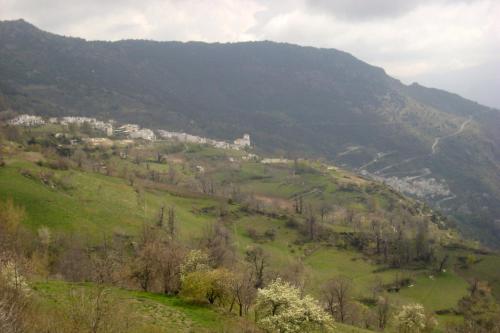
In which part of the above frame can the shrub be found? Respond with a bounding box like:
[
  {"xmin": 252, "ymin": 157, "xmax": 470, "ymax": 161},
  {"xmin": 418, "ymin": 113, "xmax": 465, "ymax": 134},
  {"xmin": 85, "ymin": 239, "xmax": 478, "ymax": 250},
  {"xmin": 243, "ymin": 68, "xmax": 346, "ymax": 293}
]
[
  {"xmin": 180, "ymin": 268, "xmax": 233, "ymax": 305},
  {"xmin": 246, "ymin": 227, "xmax": 259, "ymax": 241},
  {"xmin": 264, "ymin": 228, "xmax": 276, "ymax": 241},
  {"xmin": 285, "ymin": 218, "xmax": 299, "ymax": 229}
]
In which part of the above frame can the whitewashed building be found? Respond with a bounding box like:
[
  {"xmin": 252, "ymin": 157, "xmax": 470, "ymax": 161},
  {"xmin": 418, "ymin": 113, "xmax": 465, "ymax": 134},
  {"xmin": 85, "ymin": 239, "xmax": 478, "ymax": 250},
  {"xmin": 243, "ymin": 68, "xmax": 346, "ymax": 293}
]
[
  {"xmin": 60, "ymin": 116, "xmax": 114, "ymax": 136},
  {"xmin": 158, "ymin": 129, "xmax": 252, "ymax": 151},
  {"xmin": 8, "ymin": 114, "xmax": 45, "ymax": 126},
  {"xmin": 261, "ymin": 158, "xmax": 291, "ymax": 164},
  {"xmin": 234, "ymin": 134, "xmax": 251, "ymax": 148},
  {"xmin": 114, "ymin": 124, "xmax": 140, "ymax": 136},
  {"xmin": 130, "ymin": 128, "xmax": 156, "ymax": 141}
]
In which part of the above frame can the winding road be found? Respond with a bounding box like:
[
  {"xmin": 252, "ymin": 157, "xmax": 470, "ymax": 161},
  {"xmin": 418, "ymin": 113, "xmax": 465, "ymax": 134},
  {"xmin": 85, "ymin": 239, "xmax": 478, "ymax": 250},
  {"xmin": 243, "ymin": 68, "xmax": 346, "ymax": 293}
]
[
  {"xmin": 431, "ymin": 116, "xmax": 472, "ymax": 154},
  {"xmin": 336, "ymin": 115, "xmax": 474, "ymax": 209},
  {"xmin": 436, "ymin": 194, "xmax": 457, "ymax": 209}
]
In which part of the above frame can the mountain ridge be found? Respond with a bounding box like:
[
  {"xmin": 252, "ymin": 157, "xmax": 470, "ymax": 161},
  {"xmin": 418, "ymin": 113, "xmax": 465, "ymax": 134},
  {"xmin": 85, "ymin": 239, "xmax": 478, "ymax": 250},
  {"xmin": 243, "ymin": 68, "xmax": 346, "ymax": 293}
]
[{"xmin": 1, "ymin": 19, "xmax": 499, "ymax": 245}]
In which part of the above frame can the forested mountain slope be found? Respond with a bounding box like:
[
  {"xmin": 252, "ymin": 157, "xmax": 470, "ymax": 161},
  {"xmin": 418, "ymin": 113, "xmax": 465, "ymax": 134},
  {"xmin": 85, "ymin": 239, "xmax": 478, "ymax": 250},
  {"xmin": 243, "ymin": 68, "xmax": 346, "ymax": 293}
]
[{"xmin": 0, "ymin": 19, "xmax": 499, "ymax": 245}]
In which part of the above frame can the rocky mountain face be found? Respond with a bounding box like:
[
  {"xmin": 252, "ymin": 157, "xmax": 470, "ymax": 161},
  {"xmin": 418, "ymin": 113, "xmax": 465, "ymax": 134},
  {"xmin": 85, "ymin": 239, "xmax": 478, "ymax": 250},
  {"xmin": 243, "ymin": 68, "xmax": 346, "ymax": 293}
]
[{"xmin": 1, "ymin": 19, "xmax": 499, "ymax": 245}]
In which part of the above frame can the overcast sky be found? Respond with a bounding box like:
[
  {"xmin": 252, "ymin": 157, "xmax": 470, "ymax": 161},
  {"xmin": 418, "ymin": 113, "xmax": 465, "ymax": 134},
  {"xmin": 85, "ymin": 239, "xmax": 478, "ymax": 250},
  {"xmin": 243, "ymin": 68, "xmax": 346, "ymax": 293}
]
[{"xmin": 1, "ymin": 0, "xmax": 499, "ymax": 108}]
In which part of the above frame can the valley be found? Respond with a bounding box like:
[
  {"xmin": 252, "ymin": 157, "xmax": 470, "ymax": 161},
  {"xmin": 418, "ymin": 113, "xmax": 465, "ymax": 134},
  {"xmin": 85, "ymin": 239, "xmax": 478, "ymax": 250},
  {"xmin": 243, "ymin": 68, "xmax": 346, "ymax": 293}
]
[
  {"xmin": 0, "ymin": 18, "xmax": 499, "ymax": 333},
  {"xmin": 0, "ymin": 20, "xmax": 498, "ymax": 246},
  {"xmin": 1, "ymin": 119, "xmax": 500, "ymax": 332}
]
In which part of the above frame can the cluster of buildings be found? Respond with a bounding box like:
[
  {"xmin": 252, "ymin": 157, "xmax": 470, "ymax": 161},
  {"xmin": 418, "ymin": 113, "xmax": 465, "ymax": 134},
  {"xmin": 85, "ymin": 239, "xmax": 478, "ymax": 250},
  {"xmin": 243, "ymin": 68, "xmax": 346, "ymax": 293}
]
[
  {"xmin": 261, "ymin": 158, "xmax": 291, "ymax": 164},
  {"xmin": 7, "ymin": 114, "xmax": 156, "ymax": 140},
  {"xmin": 82, "ymin": 137, "xmax": 114, "ymax": 147},
  {"xmin": 114, "ymin": 124, "xmax": 156, "ymax": 141},
  {"xmin": 157, "ymin": 130, "xmax": 251, "ymax": 150},
  {"xmin": 7, "ymin": 114, "xmax": 251, "ymax": 150},
  {"xmin": 55, "ymin": 116, "xmax": 114, "ymax": 136},
  {"xmin": 8, "ymin": 114, "xmax": 115, "ymax": 136},
  {"xmin": 8, "ymin": 114, "xmax": 45, "ymax": 126},
  {"xmin": 372, "ymin": 174, "xmax": 451, "ymax": 199}
]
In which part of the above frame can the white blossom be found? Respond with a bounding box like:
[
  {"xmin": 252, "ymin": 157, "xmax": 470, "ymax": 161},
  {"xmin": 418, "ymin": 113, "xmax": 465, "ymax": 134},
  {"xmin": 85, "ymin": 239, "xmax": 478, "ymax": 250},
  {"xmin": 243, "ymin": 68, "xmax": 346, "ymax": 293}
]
[
  {"xmin": 394, "ymin": 303, "xmax": 428, "ymax": 333},
  {"xmin": 180, "ymin": 249, "xmax": 210, "ymax": 279},
  {"xmin": 256, "ymin": 278, "xmax": 334, "ymax": 333},
  {"xmin": 0, "ymin": 261, "xmax": 30, "ymax": 294}
]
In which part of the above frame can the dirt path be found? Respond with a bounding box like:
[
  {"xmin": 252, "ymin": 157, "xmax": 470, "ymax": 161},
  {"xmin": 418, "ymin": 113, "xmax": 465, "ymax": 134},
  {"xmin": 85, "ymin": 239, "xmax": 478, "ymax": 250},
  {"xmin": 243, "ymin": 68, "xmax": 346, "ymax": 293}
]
[
  {"xmin": 373, "ymin": 157, "xmax": 419, "ymax": 175},
  {"xmin": 358, "ymin": 151, "xmax": 394, "ymax": 171},
  {"xmin": 436, "ymin": 194, "xmax": 457, "ymax": 208},
  {"xmin": 431, "ymin": 116, "xmax": 472, "ymax": 154},
  {"xmin": 406, "ymin": 168, "xmax": 432, "ymax": 181}
]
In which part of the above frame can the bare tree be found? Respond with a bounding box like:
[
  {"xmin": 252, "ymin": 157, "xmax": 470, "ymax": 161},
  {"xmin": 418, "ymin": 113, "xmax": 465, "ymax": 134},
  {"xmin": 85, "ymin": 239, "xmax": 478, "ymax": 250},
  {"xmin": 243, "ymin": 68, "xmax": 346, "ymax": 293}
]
[
  {"xmin": 371, "ymin": 219, "xmax": 383, "ymax": 255},
  {"xmin": 375, "ymin": 295, "xmax": 391, "ymax": 330},
  {"xmin": 159, "ymin": 241, "xmax": 184, "ymax": 295},
  {"xmin": 0, "ymin": 261, "xmax": 30, "ymax": 333},
  {"xmin": 130, "ymin": 241, "xmax": 158, "ymax": 291},
  {"xmin": 55, "ymin": 235, "xmax": 93, "ymax": 282},
  {"xmin": 436, "ymin": 254, "xmax": 449, "ymax": 273},
  {"xmin": 64, "ymin": 286, "xmax": 137, "ymax": 332},
  {"xmin": 230, "ymin": 268, "xmax": 256, "ymax": 316},
  {"xmin": 322, "ymin": 276, "xmax": 352, "ymax": 323},
  {"xmin": 319, "ymin": 202, "xmax": 331, "ymax": 222},
  {"xmin": 306, "ymin": 204, "xmax": 317, "ymax": 241},
  {"xmin": 167, "ymin": 162, "xmax": 177, "ymax": 184},
  {"xmin": 167, "ymin": 206, "xmax": 176, "ymax": 237},
  {"xmin": 157, "ymin": 205, "xmax": 165, "ymax": 227},
  {"xmin": 244, "ymin": 246, "xmax": 268, "ymax": 289},
  {"xmin": 281, "ymin": 260, "xmax": 309, "ymax": 296},
  {"xmin": 345, "ymin": 208, "xmax": 355, "ymax": 225},
  {"xmin": 200, "ymin": 221, "xmax": 234, "ymax": 267},
  {"xmin": 72, "ymin": 148, "xmax": 87, "ymax": 168},
  {"xmin": 294, "ymin": 195, "xmax": 304, "ymax": 214}
]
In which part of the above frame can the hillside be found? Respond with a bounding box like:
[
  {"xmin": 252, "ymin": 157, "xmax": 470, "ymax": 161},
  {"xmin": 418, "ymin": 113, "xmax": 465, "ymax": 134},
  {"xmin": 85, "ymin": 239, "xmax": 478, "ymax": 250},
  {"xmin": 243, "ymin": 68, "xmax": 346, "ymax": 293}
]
[
  {"xmin": 2, "ymin": 122, "xmax": 500, "ymax": 332},
  {"xmin": 0, "ymin": 20, "xmax": 499, "ymax": 246}
]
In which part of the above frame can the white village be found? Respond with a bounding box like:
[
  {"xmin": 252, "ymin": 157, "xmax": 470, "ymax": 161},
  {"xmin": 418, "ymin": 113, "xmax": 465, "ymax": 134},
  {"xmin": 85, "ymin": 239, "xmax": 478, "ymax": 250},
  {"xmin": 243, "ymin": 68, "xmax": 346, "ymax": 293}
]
[
  {"xmin": 7, "ymin": 114, "xmax": 456, "ymax": 203},
  {"xmin": 8, "ymin": 114, "xmax": 251, "ymax": 150}
]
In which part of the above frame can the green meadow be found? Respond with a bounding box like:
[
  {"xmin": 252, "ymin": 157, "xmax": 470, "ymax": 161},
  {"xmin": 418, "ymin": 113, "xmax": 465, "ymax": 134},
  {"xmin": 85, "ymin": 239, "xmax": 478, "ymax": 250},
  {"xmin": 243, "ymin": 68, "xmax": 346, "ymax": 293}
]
[{"xmin": 1, "ymin": 137, "xmax": 493, "ymax": 332}]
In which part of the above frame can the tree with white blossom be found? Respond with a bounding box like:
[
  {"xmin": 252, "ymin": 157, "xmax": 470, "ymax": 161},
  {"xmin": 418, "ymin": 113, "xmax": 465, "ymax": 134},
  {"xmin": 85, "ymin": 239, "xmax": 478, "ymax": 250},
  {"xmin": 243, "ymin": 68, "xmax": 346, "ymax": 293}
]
[
  {"xmin": 255, "ymin": 278, "xmax": 334, "ymax": 333},
  {"xmin": 180, "ymin": 249, "xmax": 210, "ymax": 279},
  {"xmin": 0, "ymin": 261, "xmax": 29, "ymax": 294},
  {"xmin": 394, "ymin": 303, "xmax": 436, "ymax": 333}
]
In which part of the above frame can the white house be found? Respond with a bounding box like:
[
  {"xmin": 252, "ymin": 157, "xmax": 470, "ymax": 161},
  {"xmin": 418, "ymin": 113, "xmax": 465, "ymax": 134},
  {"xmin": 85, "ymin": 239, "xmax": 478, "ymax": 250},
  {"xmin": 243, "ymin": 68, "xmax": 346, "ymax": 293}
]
[
  {"xmin": 234, "ymin": 134, "xmax": 251, "ymax": 148},
  {"xmin": 114, "ymin": 124, "xmax": 140, "ymax": 136},
  {"xmin": 130, "ymin": 128, "xmax": 156, "ymax": 141}
]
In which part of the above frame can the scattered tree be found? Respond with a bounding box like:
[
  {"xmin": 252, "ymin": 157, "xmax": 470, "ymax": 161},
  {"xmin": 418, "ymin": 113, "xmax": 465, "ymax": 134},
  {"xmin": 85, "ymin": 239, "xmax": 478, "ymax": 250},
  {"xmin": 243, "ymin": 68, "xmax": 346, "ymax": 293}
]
[
  {"xmin": 255, "ymin": 278, "xmax": 334, "ymax": 333},
  {"xmin": 181, "ymin": 268, "xmax": 234, "ymax": 305},
  {"xmin": 322, "ymin": 276, "xmax": 352, "ymax": 323},
  {"xmin": 375, "ymin": 295, "xmax": 391, "ymax": 330},
  {"xmin": 244, "ymin": 246, "xmax": 268, "ymax": 289},
  {"xmin": 394, "ymin": 303, "xmax": 436, "ymax": 333}
]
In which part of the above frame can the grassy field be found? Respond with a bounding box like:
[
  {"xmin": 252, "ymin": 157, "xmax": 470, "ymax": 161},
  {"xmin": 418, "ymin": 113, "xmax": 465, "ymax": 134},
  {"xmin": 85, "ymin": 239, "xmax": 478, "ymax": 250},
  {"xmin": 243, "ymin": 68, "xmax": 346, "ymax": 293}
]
[
  {"xmin": 33, "ymin": 280, "xmax": 255, "ymax": 332},
  {"xmin": 397, "ymin": 272, "xmax": 468, "ymax": 312},
  {"xmin": 0, "ymin": 157, "xmax": 219, "ymax": 241},
  {"xmin": 451, "ymin": 249, "xmax": 500, "ymax": 299},
  {"xmin": 0, "ymin": 136, "xmax": 482, "ymax": 332},
  {"xmin": 33, "ymin": 280, "xmax": 377, "ymax": 332}
]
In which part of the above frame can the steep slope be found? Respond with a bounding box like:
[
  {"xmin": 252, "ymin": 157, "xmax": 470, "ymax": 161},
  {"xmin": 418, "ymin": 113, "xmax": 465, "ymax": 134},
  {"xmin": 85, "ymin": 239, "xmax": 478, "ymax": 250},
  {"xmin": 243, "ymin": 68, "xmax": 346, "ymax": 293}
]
[
  {"xmin": 0, "ymin": 19, "xmax": 499, "ymax": 244},
  {"xmin": 0, "ymin": 124, "xmax": 478, "ymax": 330}
]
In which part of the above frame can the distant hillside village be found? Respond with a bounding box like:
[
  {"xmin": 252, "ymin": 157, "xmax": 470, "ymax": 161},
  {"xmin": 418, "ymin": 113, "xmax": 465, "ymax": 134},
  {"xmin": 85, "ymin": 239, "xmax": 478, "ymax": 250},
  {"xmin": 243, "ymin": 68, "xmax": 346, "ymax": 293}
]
[
  {"xmin": 7, "ymin": 114, "xmax": 457, "ymax": 205},
  {"xmin": 8, "ymin": 114, "xmax": 251, "ymax": 150}
]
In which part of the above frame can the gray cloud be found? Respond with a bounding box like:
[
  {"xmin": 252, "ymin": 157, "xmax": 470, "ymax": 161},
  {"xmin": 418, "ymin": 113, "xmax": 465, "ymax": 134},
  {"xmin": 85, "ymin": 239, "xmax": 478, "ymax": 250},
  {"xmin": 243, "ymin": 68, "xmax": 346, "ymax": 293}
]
[
  {"xmin": 304, "ymin": 0, "xmax": 424, "ymax": 20},
  {"xmin": 304, "ymin": 0, "xmax": 487, "ymax": 20}
]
